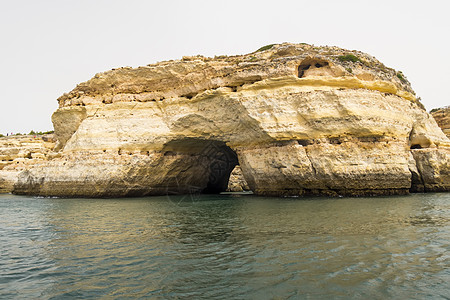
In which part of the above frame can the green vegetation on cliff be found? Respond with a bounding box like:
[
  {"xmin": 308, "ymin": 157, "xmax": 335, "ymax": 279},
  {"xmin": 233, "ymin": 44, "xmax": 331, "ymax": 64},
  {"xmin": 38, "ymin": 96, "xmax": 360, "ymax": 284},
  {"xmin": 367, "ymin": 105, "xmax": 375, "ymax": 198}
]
[
  {"xmin": 255, "ymin": 44, "xmax": 275, "ymax": 52},
  {"xmin": 338, "ymin": 54, "xmax": 361, "ymax": 63}
]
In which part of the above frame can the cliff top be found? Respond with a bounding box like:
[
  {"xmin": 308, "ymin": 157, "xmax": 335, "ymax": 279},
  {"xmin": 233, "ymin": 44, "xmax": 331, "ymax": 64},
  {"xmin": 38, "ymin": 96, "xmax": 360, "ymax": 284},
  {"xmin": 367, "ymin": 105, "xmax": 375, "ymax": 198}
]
[
  {"xmin": 0, "ymin": 134, "xmax": 55, "ymax": 143},
  {"xmin": 57, "ymin": 43, "xmax": 419, "ymax": 108}
]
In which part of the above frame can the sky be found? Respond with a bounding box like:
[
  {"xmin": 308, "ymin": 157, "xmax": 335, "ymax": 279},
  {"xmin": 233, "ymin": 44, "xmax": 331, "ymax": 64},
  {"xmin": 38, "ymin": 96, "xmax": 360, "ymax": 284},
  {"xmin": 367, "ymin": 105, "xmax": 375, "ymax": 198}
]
[{"xmin": 0, "ymin": 0, "xmax": 449, "ymax": 134}]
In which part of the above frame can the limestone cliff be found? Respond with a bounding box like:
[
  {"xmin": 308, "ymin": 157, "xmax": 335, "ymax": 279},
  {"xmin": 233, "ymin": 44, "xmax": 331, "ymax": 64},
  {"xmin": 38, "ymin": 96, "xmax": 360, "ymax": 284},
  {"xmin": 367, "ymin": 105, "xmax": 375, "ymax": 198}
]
[
  {"xmin": 0, "ymin": 135, "xmax": 55, "ymax": 193},
  {"xmin": 431, "ymin": 106, "xmax": 450, "ymax": 138},
  {"xmin": 10, "ymin": 43, "xmax": 450, "ymax": 197}
]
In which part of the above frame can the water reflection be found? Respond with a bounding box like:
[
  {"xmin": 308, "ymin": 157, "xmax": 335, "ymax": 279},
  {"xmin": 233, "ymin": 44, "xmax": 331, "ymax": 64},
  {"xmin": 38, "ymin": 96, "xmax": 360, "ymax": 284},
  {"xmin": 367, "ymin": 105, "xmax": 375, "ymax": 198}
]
[{"xmin": 0, "ymin": 193, "xmax": 449, "ymax": 299}]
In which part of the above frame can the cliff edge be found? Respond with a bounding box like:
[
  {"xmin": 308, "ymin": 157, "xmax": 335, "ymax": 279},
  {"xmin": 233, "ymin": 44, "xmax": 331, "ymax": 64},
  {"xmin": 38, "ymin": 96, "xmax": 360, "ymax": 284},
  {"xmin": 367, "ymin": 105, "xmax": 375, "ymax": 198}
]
[{"xmin": 7, "ymin": 43, "xmax": 450, "ymax": 197}]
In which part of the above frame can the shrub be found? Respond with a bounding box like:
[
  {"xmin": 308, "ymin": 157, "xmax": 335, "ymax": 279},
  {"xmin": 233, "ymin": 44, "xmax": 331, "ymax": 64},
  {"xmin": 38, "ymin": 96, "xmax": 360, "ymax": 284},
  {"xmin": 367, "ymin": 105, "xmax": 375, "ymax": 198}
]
[
  {"xmin": 255, "ymin": 44, "xmax": 275, "ymax": 52},
  {"xmin": 430, "ymin": 108, "xmax": 440, "ymax": 113},
  {"xmin": 346, "ymin": 67, "xmax": 353, "ymax": 73},
  {"xmin": 396, "ymin": 71, "xmax": 407, "ymax": 83},
  {"xmin": 338, "ymin": 54, "xmax": 361, "ymax": 63},
  {"xmin": 0, "ymin": 134, "xmax": 4, "ymax": 138},
  {"xmin": 27, "ymin": 130, "xmax": 54, "ymax": 136}
]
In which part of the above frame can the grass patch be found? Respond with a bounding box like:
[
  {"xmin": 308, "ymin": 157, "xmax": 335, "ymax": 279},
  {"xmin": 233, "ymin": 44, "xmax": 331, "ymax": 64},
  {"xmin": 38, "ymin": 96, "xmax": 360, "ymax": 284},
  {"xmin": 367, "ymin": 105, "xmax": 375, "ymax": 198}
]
[
  {"xmin": 346, "ymin": 67, "xmax": 353, "ymax": 73},
  {"xmin": 255, "ymin": 44, "xmax": 275, "ymax": 52},
  {"xmin": 338, "ymin": 54, "xmax": 361, "ymax": 63}
]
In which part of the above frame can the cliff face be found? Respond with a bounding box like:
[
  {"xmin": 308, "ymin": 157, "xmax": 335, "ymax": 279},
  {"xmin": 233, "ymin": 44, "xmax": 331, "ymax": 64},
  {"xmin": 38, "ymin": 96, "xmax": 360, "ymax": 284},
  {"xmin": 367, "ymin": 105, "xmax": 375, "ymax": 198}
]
[
  {"xmin": 0, "ymin": 135, "xmax": 55, "ymax": 193},
  {"xmin": 11, "ymin": 43, "xmax": 450, "ymax": 197},
  {"xmin": 431, "ymin": 106, "xmax": 450, "ymax": 138}
]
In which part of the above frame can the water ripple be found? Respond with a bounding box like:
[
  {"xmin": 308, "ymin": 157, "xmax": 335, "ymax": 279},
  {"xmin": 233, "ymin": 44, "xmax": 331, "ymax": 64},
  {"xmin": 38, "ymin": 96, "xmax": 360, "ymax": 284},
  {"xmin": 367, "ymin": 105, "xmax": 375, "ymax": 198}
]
[{"xmin": 0, "ymin": 193, "xmax": 449, "ymax": 299}]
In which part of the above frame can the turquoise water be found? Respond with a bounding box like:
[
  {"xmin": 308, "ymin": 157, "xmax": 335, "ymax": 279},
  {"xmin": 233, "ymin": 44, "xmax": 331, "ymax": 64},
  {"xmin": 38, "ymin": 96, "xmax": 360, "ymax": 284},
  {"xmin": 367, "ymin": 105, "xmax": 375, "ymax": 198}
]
[{"xmin": 0, "ymin": 193, "xmax": 449, "ymax": 299}]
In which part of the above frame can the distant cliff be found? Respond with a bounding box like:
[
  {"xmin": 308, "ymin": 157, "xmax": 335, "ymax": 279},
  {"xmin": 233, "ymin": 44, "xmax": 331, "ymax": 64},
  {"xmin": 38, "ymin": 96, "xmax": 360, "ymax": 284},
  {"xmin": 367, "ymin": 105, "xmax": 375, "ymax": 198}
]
[
  {"xmin": 0, "ymin": 135, "xmax": 55, "ymax": 193},
  {"xmin": 431, "ymin": 106, "xmax": 450, "ymax": 138},
  {"xmin": 4, "ymin": 43, "xmax": 450, "ymax": 197}
]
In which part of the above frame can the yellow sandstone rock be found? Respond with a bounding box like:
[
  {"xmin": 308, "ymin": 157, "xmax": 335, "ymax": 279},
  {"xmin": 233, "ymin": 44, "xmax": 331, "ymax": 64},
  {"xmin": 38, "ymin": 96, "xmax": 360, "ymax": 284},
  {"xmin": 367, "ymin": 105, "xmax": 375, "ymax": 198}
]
[{"xmin": 5, "ymin": 43, "xmax": 450, "ymax": 197}]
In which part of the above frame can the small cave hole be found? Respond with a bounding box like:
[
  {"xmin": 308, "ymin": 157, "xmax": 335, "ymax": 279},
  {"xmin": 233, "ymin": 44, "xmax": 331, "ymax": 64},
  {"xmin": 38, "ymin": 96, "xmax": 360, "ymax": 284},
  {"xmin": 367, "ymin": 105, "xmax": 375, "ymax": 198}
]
[
  {"xmin": 410, "ymin": 144, "xmax": 422, "ymax": 149},
  {"xmin": 329, "ymin": 138, "xmax": 342, "ymax": 145},
  {"xmin": 226, "ymin": 86, "xmax": 238, "ymax": 92},
  {"xmin": 298, "ymin": 65, "xmax": 310, "ymax": 78},
  {"xmin": 297, "ymin": 139, "xmax": 312, "ymax": 146},
  {"xmin": 140, "ymin": 150, "xmax": 150, "ymax": 156},
  {"xmin": 298, "ymin": 58, "xmax": 330, "ymax": 78}
]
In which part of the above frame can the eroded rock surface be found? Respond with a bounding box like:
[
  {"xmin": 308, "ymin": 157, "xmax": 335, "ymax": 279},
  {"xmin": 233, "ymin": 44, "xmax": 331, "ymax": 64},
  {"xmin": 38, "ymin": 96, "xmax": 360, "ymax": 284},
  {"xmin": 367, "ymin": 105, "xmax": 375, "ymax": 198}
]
[
  {"xmin": 9, "ymin": 43, "xmax": 450, "ymax": 197},
  {"xmin": 431, "ymin": 106, "xmax": 450, "ymax": 138}
]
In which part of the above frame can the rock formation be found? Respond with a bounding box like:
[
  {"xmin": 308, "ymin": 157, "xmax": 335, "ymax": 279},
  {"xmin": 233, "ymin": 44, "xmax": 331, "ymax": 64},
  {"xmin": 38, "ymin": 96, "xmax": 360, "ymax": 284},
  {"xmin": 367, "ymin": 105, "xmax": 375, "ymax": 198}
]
[
  {"xmin": 6, "ymin": 43, "xmax": 450, "ymax": 197},
  {"xmin": 431, "ymin": 106, "xmax": 450, "ymax": 138},
  {"xmin": 0, "ymin": 135, "xmax": 55, "ymax": 193},
  {"xmin": 226, "ymin": 166, "xmax": 250, "ymax": 192}
]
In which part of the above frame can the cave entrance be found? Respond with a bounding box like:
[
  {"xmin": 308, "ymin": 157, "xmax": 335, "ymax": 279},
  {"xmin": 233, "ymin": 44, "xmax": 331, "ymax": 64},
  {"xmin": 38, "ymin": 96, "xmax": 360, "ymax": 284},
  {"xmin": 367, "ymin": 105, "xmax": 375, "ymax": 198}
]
[{"xmin": 162, "ymin": 139, "xmax": 239, "ymax": 194}]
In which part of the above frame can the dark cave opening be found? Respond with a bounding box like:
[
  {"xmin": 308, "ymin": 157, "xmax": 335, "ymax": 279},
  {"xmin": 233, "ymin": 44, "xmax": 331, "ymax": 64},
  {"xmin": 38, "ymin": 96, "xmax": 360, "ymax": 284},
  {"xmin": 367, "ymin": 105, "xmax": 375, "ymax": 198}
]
[
  {"xmin": 410, "ymin": 144, "xmax": 422, "ymax": 150},
  {"xmin": 298, "ymin": 58, "xmax": 330, "ymax": 78},
  {"xmin": 162, "ymin": 139, "xmax": 239, "ymax": 194}
]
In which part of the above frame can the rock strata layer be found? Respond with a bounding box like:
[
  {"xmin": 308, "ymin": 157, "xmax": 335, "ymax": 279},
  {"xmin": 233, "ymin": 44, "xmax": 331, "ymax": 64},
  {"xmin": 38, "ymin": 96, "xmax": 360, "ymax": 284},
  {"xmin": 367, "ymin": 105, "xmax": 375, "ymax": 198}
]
[
  {"xmin": 8, "ymin": 43, "xmax": 450, "ymax": 197},
  {"xmin": 431, "ymin": 106, "xmax": 450, "ymax": 138},
  {"xmin": 0, "ymin": 135, "xmax": 55, "ymax": 193}
]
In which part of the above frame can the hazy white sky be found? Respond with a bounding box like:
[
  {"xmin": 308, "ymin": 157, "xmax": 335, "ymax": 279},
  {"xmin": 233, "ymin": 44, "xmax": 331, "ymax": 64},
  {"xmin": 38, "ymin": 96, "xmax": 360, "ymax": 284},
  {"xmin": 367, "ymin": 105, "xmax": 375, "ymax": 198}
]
[{"xmin": 0, "ymin": 0, "xmax": 449, "ymax": 134}]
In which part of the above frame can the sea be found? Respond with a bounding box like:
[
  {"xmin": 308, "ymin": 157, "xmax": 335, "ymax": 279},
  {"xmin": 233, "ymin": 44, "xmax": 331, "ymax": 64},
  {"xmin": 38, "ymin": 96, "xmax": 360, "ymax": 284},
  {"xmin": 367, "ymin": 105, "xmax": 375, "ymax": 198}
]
[{"xmin": 0, "ymin": 192, "xmax": 449, "ymax": 299}]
